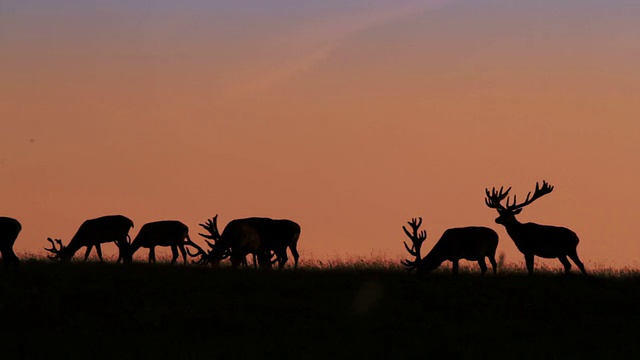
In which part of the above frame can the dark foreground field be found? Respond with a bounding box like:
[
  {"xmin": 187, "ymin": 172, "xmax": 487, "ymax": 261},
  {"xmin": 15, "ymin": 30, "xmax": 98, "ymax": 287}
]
[{"xmin": 1, "ymin": 260, "xmax": 639, "ymax": 359}]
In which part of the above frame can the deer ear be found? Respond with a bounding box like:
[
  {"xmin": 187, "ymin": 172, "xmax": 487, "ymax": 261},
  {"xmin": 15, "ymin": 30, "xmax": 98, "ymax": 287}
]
[{"xmin": 513, "ymin": 208, "xmax": 523, "ymax": 215}]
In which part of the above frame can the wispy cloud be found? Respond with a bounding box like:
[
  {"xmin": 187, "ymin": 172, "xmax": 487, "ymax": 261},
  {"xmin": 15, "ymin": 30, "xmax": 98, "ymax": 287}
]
[{"xmin": 232, "ymin": 0, "xmax": 457, "ymax": 95}]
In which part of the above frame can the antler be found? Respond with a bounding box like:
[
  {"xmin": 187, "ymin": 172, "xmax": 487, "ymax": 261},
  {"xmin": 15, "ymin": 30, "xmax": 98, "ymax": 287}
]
[
  {"xmin": 44, "ymin": 237, "xmax": 66, "ymax": 260},
  {"xmin": 184, "ymin": 236, "xmax": 212, "ymax": 265},
  {"xmin": 401, "ymin": 217, "xmax": 427, "ymax": 271},
  {"xmin": 198, "ymin": 215, "xmax": 220, "ymax": 249},
  {"xmin": 486, "ymin": 181, "xmax": 554, "ymax": 211},
  {"xmin": 184, "ymin": 237, "xmax": 207, "ymax": 256},
  {"xmin": 485, "ymin": 186, "xmax": 512, "ymax": 210},
  {"xmin": 506, "ymin": 180, "xmax": 554, "ymax": 211}
]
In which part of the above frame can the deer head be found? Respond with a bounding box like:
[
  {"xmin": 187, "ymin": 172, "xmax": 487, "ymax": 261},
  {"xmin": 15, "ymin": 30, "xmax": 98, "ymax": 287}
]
[
  {"xmin": 401, "ymin": 217, "xmax": 427, "ymax": 272},
  {"xmin": 186, "ymin": 215, "xmax": 230, "ymax": 265},
  {"xmin": 44, "ymin": 237, "xmax": 67, "ymax": 260},
  {"xmin": 485, "ymin": 180, "xmax": 554, "ymax": 224}
]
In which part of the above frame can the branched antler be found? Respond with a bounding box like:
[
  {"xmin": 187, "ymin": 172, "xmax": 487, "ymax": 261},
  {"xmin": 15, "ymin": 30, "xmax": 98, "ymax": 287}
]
[
  {"xmin": 401, "ymin": 217, "xmax": 427, "ymax": 271},
  {"xmin": 507, "ymin": 180, "xmax": 554, "ymax": 210},
  {"xmin": 485, "ymin": 186, "xmax": 511, "ymax": 210},
  {"xmin": 485, "ymin": 181, "xmax": 554, "ymax": 212},
  {"xmin": 198, "ymin": 215, "xmax": 220, "ymax": 249},
  {"xmin": 44, "ymin": 237, "xmax": 66, "ymax": 260}
]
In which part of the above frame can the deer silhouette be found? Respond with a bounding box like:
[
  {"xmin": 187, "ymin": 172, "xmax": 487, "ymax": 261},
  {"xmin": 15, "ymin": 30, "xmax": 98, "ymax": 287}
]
[
  {"xmin": 189, "ymin": 215, "xmax": 300, "ymax": 269},
  {"xmin": 121, "ymin": 220, "xmax": 205, "ymax": 265},
  {"xmin": 0, "ymin": 217, "xmax": 22, "ymax": 267},
  {"xmin": 402, "ymin": 217, "xmax": 499, "ymax": 275},
  {"xmin": 485, "ymin": 181, "xmax": 586, "ymax": 275},
  {"xmin": 45, "ymin": 215, "xmax": 134, "ymax": 262}
]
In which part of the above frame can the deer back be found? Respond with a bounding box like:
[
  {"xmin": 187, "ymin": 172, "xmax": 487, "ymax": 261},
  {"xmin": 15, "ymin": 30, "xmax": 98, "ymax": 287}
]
[
  {"xmin": 509, "ymin": 222, "xmax": 579, "ymax": 257},
  {"xmin": 242, "ymin": 218, "xmax": 300, "ymax": 252},
  {"xmin": 219, "ymin": 219, "xmax": 262, "ymax": 253},
  {"xmin": 131, "ymin": 221, "xmax": 188, "ymax": 249},
  {"xmin": 426, "ymin": 227, "xmax": 499, "ymax": 263},
  {"xmin": 67, "ymin": 215, "xmax": 134, "ymax": 252}
]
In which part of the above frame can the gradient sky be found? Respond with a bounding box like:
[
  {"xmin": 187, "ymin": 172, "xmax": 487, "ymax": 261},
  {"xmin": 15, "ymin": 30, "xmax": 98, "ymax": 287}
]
[{"xmin": 1, "ymin": 0, "xmax": 639, "ymax": 268}]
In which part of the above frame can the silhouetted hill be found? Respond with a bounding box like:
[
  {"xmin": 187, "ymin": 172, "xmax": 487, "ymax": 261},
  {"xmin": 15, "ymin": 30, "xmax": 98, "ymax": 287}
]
[{"xmin": 0, "ymin": 260, "xmax": 638, "ymax": 359}]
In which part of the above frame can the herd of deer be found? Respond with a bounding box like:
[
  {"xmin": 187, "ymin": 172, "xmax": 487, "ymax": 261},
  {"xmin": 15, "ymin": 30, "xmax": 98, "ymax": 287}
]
[
  {"xmin": 0, "ymin": 214, "xmax": 301, "ymax": 270},
  {"xmin": 403, "ymin": 180, "xmax": 587, "ymax": 275},
  {"xmin": 0, "ymin": 181, "xmax": 587, "ymax": 275}
]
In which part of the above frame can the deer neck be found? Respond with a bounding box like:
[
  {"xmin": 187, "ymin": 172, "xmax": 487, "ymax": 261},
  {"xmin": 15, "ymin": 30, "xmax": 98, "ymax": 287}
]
[
  {"xmin": 501, "ymin": 217, "xmax": 529, "ymax": 245},
  {"xmin": 420, "ymin": 245, "xmax": 445, "ymax": 272},
  {"xmin": 128, "ymin": 239, "xmax": 142, "ymax": 252},
  {"xmin": 63, "ymin": 239, "xmax": 84, "ymax": 256}
]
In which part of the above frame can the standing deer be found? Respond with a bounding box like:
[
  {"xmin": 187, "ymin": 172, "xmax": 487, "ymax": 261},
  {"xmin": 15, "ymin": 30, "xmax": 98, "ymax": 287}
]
[
  {"xmin": 188, "ymin": 215, "xmax": 300, "ymax": 269},
  {"xmin": 484, "ymin": 180, "xmax": 586, "ymax": 275},
  {"xmin": 121, "ymin": 220, "xmax": 205, "ymax": 265},
  {"xmin": 44, "ymin": 215, "xmax": 134, "ymax": 262},
  {"xmin": 402, "ymin": 217, "xmax": 499, "ymax": 275},
  {"xmin": 0, "ymin": 217, "xmax": 22, "ymax": 267}
]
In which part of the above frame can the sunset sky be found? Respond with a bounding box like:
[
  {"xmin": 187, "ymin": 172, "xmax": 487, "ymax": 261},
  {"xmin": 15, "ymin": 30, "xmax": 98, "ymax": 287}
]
[{"xmin": 1, "ymin": 0, "xmax": 639, "ymax": 268}]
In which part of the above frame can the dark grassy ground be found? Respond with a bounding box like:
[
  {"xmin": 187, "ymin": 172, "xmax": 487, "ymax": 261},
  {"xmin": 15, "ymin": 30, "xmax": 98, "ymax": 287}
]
[{"xmin": 0, "ymin": 259, "xmax": 639, "ymax": 359}]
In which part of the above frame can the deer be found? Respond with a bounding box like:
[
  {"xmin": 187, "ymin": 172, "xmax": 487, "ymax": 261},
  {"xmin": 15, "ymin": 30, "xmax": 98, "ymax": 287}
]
[
  {"xmin": 0, "ymin": 217, "xmax": 22, "ymax": 267},
  {"xmin": 402, "ymin": 217, "xmax": 499, "ymax": 275},
  {"xmin": 120, "ymin": 220, "xmax": 206, "ymax": 265},
  {"xmin": 484, "ymin": 180, "xmax": 586, "ymax": 275},
  {"xmin": 44, "ymin": 215, "xmax": 134, "ymax": 262},
  {"xmin": 188, "ymin": 215, "xmax": 300, "ymax": 269},
  {"xmin": 188, "ymin": 215, "xmax": 264, "ymax": 268},
  {"xmin": 239, "ymin": 217, "xmax": 300, "ymax": 269}
]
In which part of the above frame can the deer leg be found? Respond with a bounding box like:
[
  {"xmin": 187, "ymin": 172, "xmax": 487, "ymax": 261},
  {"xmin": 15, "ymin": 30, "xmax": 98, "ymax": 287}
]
[
  {"xmin": 567, "ymin": 250, "xmax": 587, "ymax": 275},
  {"xmin": 289, "ymin": 245, "xmax": 300, "ymax": 270},
  {"xmin": 272, "ymin": 248, "xmax": 288, "ymax": 270},
  {"xmin": 115, "ymin": 237, "xmax": 127, "ymax": 264},
  {"xmin": 149, "ymin": 247, "xmax": 156, "ymax": 264},
  {"xmin": 524, "ymin": 254, "xmax": 535, "ymax": 275},
  {"xmin": 452, "ymin": 259, "xmax": 459, "ymax": 275},
  {"xmin": 252, "ymin": 253, "xmax": 258, "ymax": 268},
  {"xmin": 83, "ymin": 245, "xmax": 93, "ymax": 261},
  {"xmin": 558, "ymin": 255, "xmax": 572, "ymax": 274},
  {"xmin": 95, "ymin": 244, "xmax": 104, "ymax": 262},
  {"xmin": 231, "ymin": 249, "xmax": 244, "ymax": 268},
  {"xmin": 178, "ymin": 245, "xmax": 187, "ymax": 266},
  {"xmin": 478, "ymin": 258, "xmax": 488, "ymax": 275},
  {"xmin": 1, "ymin": 246, "xmax": 19, "ymax": 268},
  {"xmin": 170, "ymin": 245, "xmax": 179, "ymax": 264},
  {"xmin": 488, "ymin": 255, "xmax": 498, "ymax": 275},
  {"xmin": 264, "ymin": 251, "xmax": 275, "ymax": 269}
]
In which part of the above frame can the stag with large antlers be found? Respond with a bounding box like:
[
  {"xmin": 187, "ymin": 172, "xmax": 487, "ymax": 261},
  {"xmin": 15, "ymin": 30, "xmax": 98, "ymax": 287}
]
[
  {"xmin": 402, "ymin": 217, "xmax": 499, "ymax": 275},
  {"xmin": 121, "ymin": 220, "xmax": 207, "ymax": 265},
  {"xmin": 485, "ymin": 180, "xmax": 586, "ymax": 275},
  {"xmin": 242, "ymin": 217, "xmax": 300, "ymax": 269},
  {"xmin": 45, "ymin": 215, "xmax": 134, "ymax": 262},
  {"xmin": 189, "ymin": 215, "xmax": 262, "ymax": 268},
  {"xmin": 0, "ymin": 217, "xmax": 22, "ymax": 267},
  {"xmin": 188, "ymin": 215, "xmax": 300, "ymax": 269}
]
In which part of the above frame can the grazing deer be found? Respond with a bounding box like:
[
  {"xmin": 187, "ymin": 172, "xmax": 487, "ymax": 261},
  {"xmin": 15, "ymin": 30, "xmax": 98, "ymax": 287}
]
[
  {"xmin": 45, "ymin": 215, "xmax": 134, "ymax": 262},
  {"xmin": 188, "ymin": 215, "xmax": 300, "ymax": 269},
  {"xmin": 484, "ymin": 180, "xmax": 586, "ymax": 275},
  {"xmin": 121, "ymin": 220, "xmax": 205, "ymax": 265},
  {"xmin": 189, "ymin": 215, "xmax": 263, "ymax": 268},
  {"xmin": 241, "ymin": 217, "xmax": 300, "ymax": 269},
  {"xmin": 402, "ymin": 217, "xmax": 499, "ymax": 275},
  {"xmin": 0, "ymin": 217, "xmax": 22, "ymax": 267}
]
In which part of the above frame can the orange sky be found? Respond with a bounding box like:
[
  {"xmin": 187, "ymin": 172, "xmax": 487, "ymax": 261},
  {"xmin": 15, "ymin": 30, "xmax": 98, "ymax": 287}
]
[{"xmin": 1, "ymin": 1, "xmax": 639, "ymax": 268}]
